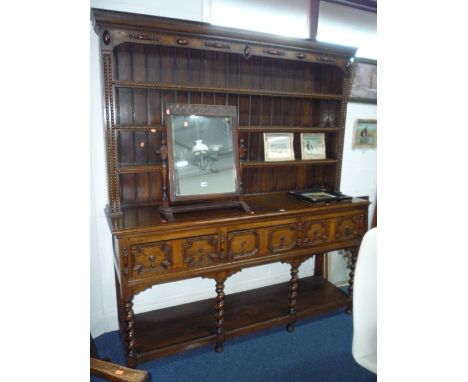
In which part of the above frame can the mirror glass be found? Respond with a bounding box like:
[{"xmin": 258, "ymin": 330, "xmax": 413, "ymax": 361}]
[{"xmin": 169, "ymin": 113, "xmax": 238, "ymax": 198}]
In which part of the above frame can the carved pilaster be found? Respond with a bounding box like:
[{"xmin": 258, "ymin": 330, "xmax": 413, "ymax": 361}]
[
  {"xmin": 334, "ymin": 72, "xmax": 352, "ymax": 191},
  {"xmin": 124, "ymin": 299, "xmax": 136, "ymax": 367},
  {"xmin": 160, "ymin": 140, "xmax": 169, "ymax": 209},
  {"xmin": 102, "ymin": 53, "xmax": 120, "ymax": 213}
]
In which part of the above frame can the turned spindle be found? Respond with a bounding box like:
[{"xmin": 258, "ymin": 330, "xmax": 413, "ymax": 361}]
[
  {"xmin": 287, "ymin": 264, "xmax": 299, "ymax": 332},
  {"xmin": 214, "ymin": 280, "xmax": 226, "ymax": 352},
  {"xmin": 124, "ymin": 299, "xmax": 136, "ymax": 367},
  {"xmin": 346, "ymin": 248, "xmax": 358, "ymax": 314}
]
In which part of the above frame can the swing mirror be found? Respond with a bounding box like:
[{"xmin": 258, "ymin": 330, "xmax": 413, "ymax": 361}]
[{"xmin": 166, "ymin": 104, "xmax": 240, "ymax": 202}]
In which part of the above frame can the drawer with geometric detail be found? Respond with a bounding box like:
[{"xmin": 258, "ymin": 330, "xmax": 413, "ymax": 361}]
[
  {"xmin": 335, "ymin": 215, "xmax": 365, "ymax": 242},
  {"xmin": 302, "ymin": 220, "xmax": 332, "ymax": 247},
  {"xmin": 265, "ymin": 224, "xmax": 298, "ymax": 254},
  {"xmin": 130, "ymin": 241, "xmax": 174, "ymax": 279},
  {"xmin": 227, "ymin": 229, "xmax": 259, "ymax": 260}
]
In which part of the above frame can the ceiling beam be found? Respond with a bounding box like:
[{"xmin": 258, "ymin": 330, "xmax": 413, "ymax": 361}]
[
  {"xmin": 309, "ymin": 0, "xmax": 320, "ymax": 39},
  {"xmin": 321, "ymin": 0, "xmax": 377, "ymax": 13}
]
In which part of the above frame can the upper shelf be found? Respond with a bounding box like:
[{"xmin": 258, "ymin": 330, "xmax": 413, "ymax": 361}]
[
  {"xmin": 113, "ymin": 80, "xmax": 343, "ymax": 100},
  {"xmin": 113, "ymin": 125, "xmax": 342, "ymax": 132}
]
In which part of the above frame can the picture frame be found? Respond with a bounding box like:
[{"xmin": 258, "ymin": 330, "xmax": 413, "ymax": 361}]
[
  {"xmin": 288, "ymin": 189, "xmax": 351, "ymax": 204},
  {"xmin": 263, "ymin": 133, "xmax": 295, "ymax": 162},
  {"xmin": 353, "ymin": 119, "xmax": 377, "ymax": 149},
  {"xmin": 349, "ymin": 58, "xmax": 377, "ymax": 104},
  {"xmin": 300, "ymin": 133, "xmax": 326, "ymax": 160}
]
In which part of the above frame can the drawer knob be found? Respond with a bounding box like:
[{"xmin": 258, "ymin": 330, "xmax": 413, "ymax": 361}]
[
  {"xmin": 279, "ymin": 235, "xmax": 286, "ymax": 248},
  {"xmin": 241, "ymin": 240, "xmax": 247, "ymax": 255},
  {"xmin": 148, "ymin": 255, "xmax": 156, "ymax": 267}
]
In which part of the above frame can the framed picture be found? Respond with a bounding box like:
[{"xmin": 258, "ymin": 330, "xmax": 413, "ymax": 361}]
[
  {"xmin": 353, "ymin": 119, "xmax": 377, "ymax": 149},
  {"xmin": 349, "ymin": 58, "xmax": 377, "ymax": 104},
  {"xmin": 263, "ymin": 133, "xmax": 295, "ymax": 162},
  {"xmin": 300, "ymin": 133, "xmax": 326, "ymax": 160},
  {"xmin": 288, "ymin": 189, "xmax": 351, "ymax": 204}
]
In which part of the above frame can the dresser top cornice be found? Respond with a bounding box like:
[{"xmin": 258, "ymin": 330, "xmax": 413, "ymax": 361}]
[{"xmin": 90, "ymin": 8, "xmax": 356, "ymax": 58}]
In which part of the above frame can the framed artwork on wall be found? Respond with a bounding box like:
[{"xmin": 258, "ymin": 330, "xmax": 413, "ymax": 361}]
[
  {"xmin": 349, "ymin": 58, "xmax": 377, "ymax": 104},
  {"xmin": 300, "ymin": 133, "xmax": 326, "ymax": 160},
  {"xmin": 353, "ymin": 119, "xmax": 377, "ymax": 149},
  {"xmin": 263, "ymin": 133, "xmax": 295, "ymax": 161}
]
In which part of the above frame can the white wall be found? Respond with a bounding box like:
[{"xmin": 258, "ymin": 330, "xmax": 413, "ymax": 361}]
[
  {"xmin": 317, "ymin": 1, "xmax": 377, "ymax": 285},
  {"xmin": 90, "ymin": 0, "xmax": 376, "ymax": 336}
]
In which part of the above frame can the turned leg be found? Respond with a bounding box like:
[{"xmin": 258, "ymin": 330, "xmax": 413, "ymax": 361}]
[
  {"xmin": 346, "ymin": 248, "xmax": 358, "ymax": 314},
  {"xmin": 214, "ymin": 279, "xmax": 226, "ymax": 352},
  {"xmin": 314, "ymin": 253, "xmax": 324, "ymax": 278},
  {"xmin": 287, "ymin": 263, "xmax": 299, "ymax": 332},
  {"xmin": 124, "ymin": 298, "xmax": 137, "ymax": 367}
]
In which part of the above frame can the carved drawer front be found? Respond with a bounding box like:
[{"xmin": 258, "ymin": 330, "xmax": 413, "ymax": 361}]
[
  {"xmin": 267, "ymin": 224, "xmax": 297, "ymax": 253},
  {"xmin": 130, "ymin": 241, "xmax": 173, "ymax": 278},
  {"xmin": 335, "ymin": 215, "xmax": 365, "ymax": 242},
  {"xmin": 227, "ymin": 229, "xmax": 259, "ymax": 260},
  {"xmin": 183, "ymin": 235, "xmax": 219, "ymax": 267},
  {"xmin": 302, "ymin": 220, "xmax": 331, "ymax": 246}
]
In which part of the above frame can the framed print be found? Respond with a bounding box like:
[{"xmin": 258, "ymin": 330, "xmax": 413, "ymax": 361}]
[
  {"xmin": 288, "ymin": 189, "xmax": 351, "ymax": 204},
  {"xmin": 353, "ymin": 119, "xmax": 377, "ymax": 149},
  {"xmin": 349, "ymin": 58, "xmax": 377, "ymax": 104},
  {"xmin": 263, "ymin": 133, "xmax": 295, "ymax": 161},
  {"xmin": 301, "ymin": 133, "xmax": 326, "ymax": 160}
]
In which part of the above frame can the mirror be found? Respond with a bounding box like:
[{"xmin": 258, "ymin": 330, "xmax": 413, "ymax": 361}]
[{"xmin": 166, "ymin": 104, "xmax": 240, "ymax": 202}]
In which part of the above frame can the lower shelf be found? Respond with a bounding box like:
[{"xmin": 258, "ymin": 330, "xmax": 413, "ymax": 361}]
[{"xmin": 132, "ymin": 276, "xmax": 348, "ymax": 364}]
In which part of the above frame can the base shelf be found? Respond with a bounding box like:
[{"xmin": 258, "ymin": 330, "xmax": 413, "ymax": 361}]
[{"xmin": 132, "ymin": 276, "xmax": 348, "ymax": 364}]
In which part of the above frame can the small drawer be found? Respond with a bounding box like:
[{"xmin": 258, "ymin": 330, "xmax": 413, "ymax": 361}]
[
  {"xmin": 182, "ymin": 234, "xmax": 220, "ymax": 267},
  {"xmin": 267, "ymin": 224, "xmax": 297, "ymax": 253},
  {"xmin": 335, "ymin": 215, "xmax": 365, "ymax": 242},
  {"xmin": 302, "ymin": 220, "xmax": 331, "ymax": 247},
  {"xmin": 227, "ymin": 229, "xmax": 259, "ymax": 260},
  {"xmin": 130, "ymin": 241, "xmax": 173, "ymax": 278}
]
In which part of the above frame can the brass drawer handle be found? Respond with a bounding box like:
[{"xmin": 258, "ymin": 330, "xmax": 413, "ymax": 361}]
[
  {"xmin": 240, "ymin": 240, "xmax": 247, "ymax": 255},
  {"xmin": 148, "ymin": 255, "xmax": 156, "ymax": 268},
  {"xmin": 279, "ymin": 235, "xmax": 286, "ymax": 248}
]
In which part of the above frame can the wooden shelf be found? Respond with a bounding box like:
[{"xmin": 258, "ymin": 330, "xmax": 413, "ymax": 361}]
[
  {"xmin": 114, "ymin": 125, "xmax": 166, "ymax": 132},
  {"xmin": 241, "ymin": 159, "xmax": 337, "ymax": 168},
  {"xmin": 133, "ymin": 276, "xmax": 348, "ymax": 362},
  {"xmin": 238, "ymin": 126, "xmax": 342, "ymax": 133},
  {"xmin": 114, "ymin": 125, "xmax": 342, "ymax": 133},
  {"xmin": 116, "ymin": 165, "xmax": 162, "ymax": 174},
  {"xmin": 112, "ymin": 80, "xmax": 343, "ymax": 100}
]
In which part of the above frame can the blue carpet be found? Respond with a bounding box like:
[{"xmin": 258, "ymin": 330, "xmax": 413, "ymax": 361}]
[{"xmin": 92, "ymin": 311, "xmax": 376, "ymax": 382}]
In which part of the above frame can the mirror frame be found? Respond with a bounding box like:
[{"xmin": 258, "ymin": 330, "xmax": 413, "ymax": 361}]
[{"xmin": 166, "ymin": 103, "xmax": 241, "ymax": 203}]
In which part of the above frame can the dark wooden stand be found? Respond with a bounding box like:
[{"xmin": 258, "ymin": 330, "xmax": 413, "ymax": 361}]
[
  {"xmin": 91, "ymin": 9, "xmax": 366, "ymax": 368},
  {"xmin": 106, "ymin": 194, "xmax": 369, "ymax": 367}
]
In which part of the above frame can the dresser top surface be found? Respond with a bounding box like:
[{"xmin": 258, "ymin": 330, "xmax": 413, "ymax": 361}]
[{"xmin": 106, "ymin": 193, "xmax": 369, "ymax": 236}]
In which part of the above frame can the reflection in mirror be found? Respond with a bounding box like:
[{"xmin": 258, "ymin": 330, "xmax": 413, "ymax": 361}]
[{"xmin": 170, "ymin": 114, "xmax": 237, "ymax": 197}]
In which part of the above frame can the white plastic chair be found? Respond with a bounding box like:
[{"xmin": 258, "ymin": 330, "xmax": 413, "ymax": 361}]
[{"xmin": 352, "ymin": 228, "xmax": 377, "ymax": 374}]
